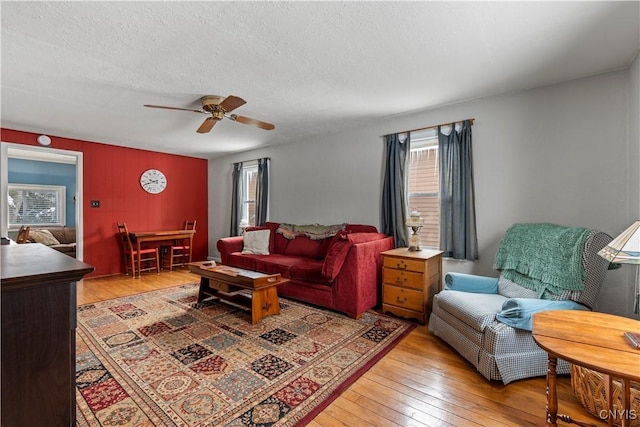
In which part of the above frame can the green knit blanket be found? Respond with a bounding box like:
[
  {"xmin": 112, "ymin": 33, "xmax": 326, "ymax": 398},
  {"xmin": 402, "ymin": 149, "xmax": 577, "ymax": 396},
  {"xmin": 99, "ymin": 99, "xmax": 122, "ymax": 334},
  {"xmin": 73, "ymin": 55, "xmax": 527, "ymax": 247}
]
[{"xmin": 494, "ymin": 223, "xmax": 591, "ymax": 298}]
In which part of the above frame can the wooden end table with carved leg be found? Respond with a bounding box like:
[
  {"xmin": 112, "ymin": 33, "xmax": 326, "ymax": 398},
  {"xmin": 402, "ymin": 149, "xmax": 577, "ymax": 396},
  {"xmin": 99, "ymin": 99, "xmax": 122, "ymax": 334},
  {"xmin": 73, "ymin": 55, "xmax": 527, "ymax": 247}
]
[
  {"xmin": 532, "ymin": 310, "xmax": 640, "ymax": 427},
  {"xmin": 189, "ymin": 261, "xmax": 288, "ymax": 324}
]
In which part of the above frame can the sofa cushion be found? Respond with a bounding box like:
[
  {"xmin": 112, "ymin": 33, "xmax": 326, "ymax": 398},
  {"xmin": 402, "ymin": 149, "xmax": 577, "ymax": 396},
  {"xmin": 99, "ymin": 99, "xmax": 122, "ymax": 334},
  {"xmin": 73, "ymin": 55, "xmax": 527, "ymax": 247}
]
[
  {"xmin": 65, "ymin": 227, "xmax": 76, "ymax": 244},
  {"xmin": 255, "ymin": 255, "xmax": 304, "ymax": 278},
  {"xmin": 242, "ymin": 229, "xmax": 271, "ymax": 255},
  {"xmin": 290, "ymin": 259, "xmax": 332, "ymax": 284},
  {"xmin": 226, "ymin": 252, "xmax": 265, "ymax": 270},
  {"xmin": 29, "ymin": 229, "xmax": 60, "ymax": 246},
  {"xmin": 284, "ymin": 235, "xmax": 325, "ymax": 259},
  {"xmin": 434, "ymin": 290, "xmax": 507, "ymax": 332},
  {"xmin": 48, "ymin": 227, "xmax": 75, "ymax": 244},
  {"xmin": 276, "ymin": 223, "xmax": 300, "ymax": 239},
  {"xmin": 50, "ymin": 243, "xmax": 76, "ymax": 255},
  {"xmin": 497, "ymin": 275, "xmax": 538, "ymax": 299},
  {"xmin": 263, "ymin": 222, "xmax": 290, "ymax": 254}
]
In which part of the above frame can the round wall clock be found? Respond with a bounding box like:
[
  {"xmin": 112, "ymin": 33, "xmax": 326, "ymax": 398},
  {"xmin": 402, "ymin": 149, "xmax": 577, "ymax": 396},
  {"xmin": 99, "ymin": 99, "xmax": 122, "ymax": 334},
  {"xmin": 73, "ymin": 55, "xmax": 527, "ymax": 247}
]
[{"xmin": 140, "ymin": 169, "xmax": 167, "ymax": 194}]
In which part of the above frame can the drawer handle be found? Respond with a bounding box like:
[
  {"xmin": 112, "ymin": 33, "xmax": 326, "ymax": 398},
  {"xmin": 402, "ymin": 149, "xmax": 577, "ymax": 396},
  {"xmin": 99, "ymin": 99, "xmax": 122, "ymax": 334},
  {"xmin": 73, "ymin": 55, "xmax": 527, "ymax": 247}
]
[
  {"xmin": 395, "ymin": 276, "xmax": 407, "ymax": 285},
  {"xmin": 396, "ymin": 296, "xmax": 407, "ymax": 304},
  {"xmin": 396, "ymin": 261, "xmax": 408, "ymax": 270}
]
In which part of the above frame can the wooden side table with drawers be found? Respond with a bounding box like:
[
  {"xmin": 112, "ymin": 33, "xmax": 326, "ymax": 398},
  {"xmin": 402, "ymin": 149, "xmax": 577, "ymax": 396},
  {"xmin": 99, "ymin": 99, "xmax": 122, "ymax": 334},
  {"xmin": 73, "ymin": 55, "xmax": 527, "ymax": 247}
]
[{"xmin": 381, "ymin": 248, "xmax": 443, "ymax": 324}]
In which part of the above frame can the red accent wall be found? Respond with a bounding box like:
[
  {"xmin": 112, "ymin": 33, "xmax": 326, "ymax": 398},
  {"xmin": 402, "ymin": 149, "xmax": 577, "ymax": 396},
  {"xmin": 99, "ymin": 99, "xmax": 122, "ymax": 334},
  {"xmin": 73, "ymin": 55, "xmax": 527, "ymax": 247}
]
[{"xmin": 2, "ymin": 128, "xmax": 209, "ymax": 278}]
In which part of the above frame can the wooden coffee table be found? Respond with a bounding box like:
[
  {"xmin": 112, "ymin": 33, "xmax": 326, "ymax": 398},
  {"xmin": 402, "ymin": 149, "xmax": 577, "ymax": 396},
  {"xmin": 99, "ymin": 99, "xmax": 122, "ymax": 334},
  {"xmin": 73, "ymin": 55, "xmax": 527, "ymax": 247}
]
[
  {"xmin": 532, "ymin": 310, "xmax": 640, "ymax": 427},
  {"xmin": 188, "ymin": 261, "xmax": 288, "ymax": 324}
]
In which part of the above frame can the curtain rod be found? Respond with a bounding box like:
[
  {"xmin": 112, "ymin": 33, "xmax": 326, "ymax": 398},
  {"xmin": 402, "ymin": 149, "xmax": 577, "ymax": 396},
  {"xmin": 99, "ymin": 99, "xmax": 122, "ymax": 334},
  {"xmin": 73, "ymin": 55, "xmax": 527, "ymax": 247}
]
[
  {"xmin": 235, "ymin": 157, "xmax": 271, "ymax": 164},
  {"xmin": 382, "ymin": 118, "xmax": 475, "ymax": 138}
]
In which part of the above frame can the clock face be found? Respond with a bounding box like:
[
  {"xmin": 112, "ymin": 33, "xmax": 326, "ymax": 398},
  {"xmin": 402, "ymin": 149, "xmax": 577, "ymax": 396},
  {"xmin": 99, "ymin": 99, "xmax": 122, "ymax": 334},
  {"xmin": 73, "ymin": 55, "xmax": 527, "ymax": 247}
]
[{"xmin": 140, "ymin": 169, "xmax": 167, "ymax": 194}]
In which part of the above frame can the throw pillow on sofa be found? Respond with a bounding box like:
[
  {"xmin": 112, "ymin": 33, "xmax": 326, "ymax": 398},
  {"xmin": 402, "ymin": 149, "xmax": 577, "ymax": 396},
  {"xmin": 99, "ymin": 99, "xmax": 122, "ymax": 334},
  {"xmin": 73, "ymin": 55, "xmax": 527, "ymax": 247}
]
[
  {"xmin": 321, "ymin": 230, "xmax": 351, "ymax": 280},
  {"xmin": 242, "ymin": 229, "xmax": 271, "ymax": 255},
  {"xmin": 29, "ymin": 229, "xmax": 60, "ymax": 246}
]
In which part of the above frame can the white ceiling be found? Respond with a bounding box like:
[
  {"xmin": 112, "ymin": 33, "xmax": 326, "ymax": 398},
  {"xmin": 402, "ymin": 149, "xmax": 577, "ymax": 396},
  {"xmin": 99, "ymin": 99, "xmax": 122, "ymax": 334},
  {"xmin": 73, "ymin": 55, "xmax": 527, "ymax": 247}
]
[{"xmin": 2, "ymin": 1, "xmax": 639, "ymax": 159}]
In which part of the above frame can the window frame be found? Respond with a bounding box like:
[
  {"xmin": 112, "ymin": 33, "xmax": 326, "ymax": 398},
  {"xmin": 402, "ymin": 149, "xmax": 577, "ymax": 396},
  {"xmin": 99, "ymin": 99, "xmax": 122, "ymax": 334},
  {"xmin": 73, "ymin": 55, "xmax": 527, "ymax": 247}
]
[
  {"xmin": 408, "ymin": 129, "xmax": 440, "ymax": 249},
  {"xmin": 8, "ymin": 183, "xmax": 66, "ymax": 229},
  {"xmin": 239, "ymin": 163, "xmax": 258, "ymax": 228}
]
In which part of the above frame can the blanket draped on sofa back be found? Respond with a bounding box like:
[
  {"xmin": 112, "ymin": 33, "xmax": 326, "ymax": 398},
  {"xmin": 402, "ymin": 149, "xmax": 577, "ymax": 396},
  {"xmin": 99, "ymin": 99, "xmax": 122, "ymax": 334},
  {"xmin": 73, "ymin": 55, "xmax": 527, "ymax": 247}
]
[
  {"xmin": 276, "ymin": 223, "xmax": 346, "ymax": 240},
  {"xmin": 494, "ymin": 223, "xmax": 590, "ymax": 297}
]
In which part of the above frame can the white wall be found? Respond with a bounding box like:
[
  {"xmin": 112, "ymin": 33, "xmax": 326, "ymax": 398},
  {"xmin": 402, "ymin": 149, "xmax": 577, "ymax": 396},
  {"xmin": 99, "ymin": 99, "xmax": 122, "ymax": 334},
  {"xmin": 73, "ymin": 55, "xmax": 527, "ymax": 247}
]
[
  {"xmin": 625, "ymin": 50, "xmax": 640, "ymax": 319},
  {"xmin": 209, "ymin": 67, "xmax": 639, "ymax": 318}
]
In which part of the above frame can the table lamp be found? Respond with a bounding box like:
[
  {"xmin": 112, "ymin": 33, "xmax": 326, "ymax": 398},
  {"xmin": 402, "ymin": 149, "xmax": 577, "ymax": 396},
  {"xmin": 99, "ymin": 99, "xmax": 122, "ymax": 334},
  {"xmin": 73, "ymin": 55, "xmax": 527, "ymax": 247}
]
[
  {"xmin": 406, "ymin": 210, "xmax": 425, "ymax": 251},
  {"xmin": 598, "ymin": 220, "xmax": 640, "ymax": 313}
]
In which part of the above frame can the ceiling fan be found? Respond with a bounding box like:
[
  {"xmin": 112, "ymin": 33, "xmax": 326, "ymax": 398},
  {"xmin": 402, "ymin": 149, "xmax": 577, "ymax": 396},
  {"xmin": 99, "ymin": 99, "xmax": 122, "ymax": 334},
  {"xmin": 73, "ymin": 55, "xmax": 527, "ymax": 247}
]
[{"xmin": 144, "ymin": 95, "xmax": 275, "ymax": 133}]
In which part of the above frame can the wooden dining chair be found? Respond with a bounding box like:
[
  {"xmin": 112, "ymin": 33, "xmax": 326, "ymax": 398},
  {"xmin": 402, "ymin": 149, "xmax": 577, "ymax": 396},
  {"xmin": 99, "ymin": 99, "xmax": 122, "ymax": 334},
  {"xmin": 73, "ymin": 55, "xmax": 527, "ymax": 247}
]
[
  {"xmin": 16, "ymin": 226, "xmax": 30, "ymax": 243},
  {"xmin": 168, "ymin": 220, "xmax": 196, "ymax": 271},
  {"xmin": 116, "ymin": 222, "xmax": 160, "ymax": 278}
]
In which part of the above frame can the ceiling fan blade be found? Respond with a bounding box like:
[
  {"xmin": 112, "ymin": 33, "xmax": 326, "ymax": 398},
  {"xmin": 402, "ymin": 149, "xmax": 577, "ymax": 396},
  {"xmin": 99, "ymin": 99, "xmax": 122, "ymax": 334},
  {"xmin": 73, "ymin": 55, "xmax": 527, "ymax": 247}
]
[
  {"xmin": 229, "ymin": 114, "xmax": 275, "ymax": 131},
  {"xmin": 144, "ymin": 104, "xmax": 205, "ymax": 114},
  {"xmin": 197, "ymin": 117, "xmax": 217, "ymax": 133},
  {"xmin": 218, "ymin": 95, "xmax": 246, "ymax": 112}
]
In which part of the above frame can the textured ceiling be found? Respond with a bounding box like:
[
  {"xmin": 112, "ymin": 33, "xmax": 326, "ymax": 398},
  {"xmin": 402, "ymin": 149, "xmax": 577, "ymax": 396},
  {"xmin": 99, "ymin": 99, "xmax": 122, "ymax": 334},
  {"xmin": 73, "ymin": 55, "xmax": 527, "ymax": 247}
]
[{"xmin": 2, "ymin": 1, "xmax": 639, "ymax": 159}]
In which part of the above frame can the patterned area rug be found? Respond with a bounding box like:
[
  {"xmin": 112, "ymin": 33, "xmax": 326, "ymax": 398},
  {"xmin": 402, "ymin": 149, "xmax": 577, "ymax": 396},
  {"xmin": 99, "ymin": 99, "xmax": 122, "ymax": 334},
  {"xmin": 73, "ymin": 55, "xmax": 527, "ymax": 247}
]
[{"xmin": 75, "ymin": 284, "xmax": 415, "ymax": 426}]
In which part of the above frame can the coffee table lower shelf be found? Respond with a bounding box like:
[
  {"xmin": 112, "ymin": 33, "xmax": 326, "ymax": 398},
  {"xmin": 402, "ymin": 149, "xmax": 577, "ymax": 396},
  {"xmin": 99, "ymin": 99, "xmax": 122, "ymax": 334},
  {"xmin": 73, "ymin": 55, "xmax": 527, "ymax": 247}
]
[{"xmin": 189, "ymin": 262, "xmax": 288, "ymax": 324}]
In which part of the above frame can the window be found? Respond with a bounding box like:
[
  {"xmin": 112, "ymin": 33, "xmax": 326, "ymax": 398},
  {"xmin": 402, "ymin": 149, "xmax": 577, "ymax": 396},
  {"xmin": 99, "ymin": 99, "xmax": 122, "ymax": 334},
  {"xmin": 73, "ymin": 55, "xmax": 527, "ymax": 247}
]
[
  {"xmin": 408, "ymin": 130, "xmax": 439, "ymax": 248},
  {"xmin": 239, "ymin": 164, "xmax": 258, "ymax": 228},
  {"xmin": 8, "ymin": 184, "xmax": 66, "ymax": 228}
]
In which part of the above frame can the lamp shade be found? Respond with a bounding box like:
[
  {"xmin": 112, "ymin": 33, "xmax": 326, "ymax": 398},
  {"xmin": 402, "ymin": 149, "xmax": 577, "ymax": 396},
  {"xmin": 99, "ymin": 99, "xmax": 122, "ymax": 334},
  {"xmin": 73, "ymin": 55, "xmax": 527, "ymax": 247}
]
[
  {"xmin": 406, "ymin": 217, "xmax": 425, "ymax": 227},
  {"xmin": 406, "ymin": 210, "xmax": 424, "ymax": 227},
  {"xmin": 598, "ymin": 220, "xmax": 640, "ymax": 264}
]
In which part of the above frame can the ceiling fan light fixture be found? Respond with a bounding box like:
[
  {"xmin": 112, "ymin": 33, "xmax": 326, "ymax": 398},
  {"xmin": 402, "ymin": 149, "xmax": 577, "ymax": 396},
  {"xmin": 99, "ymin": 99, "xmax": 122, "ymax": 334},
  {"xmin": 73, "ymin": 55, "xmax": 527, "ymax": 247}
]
[
  {"xmin": 201, "ymin": 95, "xmax": 225, "ymax": 112},
  {"xmin": 144, "ymin": 94, "xmax": 274, "ymax": 133}
]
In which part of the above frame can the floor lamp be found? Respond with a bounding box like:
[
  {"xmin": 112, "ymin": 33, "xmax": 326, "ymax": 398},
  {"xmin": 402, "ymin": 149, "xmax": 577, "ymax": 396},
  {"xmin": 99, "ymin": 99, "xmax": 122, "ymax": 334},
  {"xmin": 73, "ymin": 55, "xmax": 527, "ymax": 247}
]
[{"xmin": 597, "ymin": 220, "xmax": 640, "ymax": 313}]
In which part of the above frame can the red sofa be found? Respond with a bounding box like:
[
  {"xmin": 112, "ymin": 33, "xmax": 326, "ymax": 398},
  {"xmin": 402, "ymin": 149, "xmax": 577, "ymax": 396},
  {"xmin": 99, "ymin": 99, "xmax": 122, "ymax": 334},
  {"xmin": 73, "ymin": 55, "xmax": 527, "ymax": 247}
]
[{"xmin": 217, "ymin": 222, "xmax": 395, "ymax": 319}]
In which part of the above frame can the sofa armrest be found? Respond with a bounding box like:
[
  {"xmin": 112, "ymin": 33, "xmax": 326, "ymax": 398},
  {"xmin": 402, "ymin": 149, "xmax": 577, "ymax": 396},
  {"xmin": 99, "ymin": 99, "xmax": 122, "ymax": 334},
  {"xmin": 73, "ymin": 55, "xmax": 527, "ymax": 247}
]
[
  {"xmin": 444, "ymin": 272, "xmax": 499, "ymax": 294},
  {"xmin": 331, "ymin": 236, "xmax": 395, "ymax": 317},
  {"xmin": 496, "ymin": 298, "xmax": 588, "ymax": 331},
  {"xmin": 217, "ymin": 236, "xmax": 244, "ymax": 264}
]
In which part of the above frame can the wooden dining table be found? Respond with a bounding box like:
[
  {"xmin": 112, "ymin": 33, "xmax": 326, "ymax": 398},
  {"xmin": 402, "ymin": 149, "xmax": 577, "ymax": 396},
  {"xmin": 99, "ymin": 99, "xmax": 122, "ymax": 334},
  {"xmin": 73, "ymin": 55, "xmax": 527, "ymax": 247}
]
[{"xmin": 128, "ymin": 229, "xmax": 196, "ymax": 276}]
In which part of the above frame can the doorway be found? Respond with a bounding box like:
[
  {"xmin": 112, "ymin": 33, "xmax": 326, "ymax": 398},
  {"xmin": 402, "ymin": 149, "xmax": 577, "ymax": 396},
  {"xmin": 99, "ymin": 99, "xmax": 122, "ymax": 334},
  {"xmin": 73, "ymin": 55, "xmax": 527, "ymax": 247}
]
[{"xmin": 1, "ymin": 142, "xmax": 84, "ymax": 260}]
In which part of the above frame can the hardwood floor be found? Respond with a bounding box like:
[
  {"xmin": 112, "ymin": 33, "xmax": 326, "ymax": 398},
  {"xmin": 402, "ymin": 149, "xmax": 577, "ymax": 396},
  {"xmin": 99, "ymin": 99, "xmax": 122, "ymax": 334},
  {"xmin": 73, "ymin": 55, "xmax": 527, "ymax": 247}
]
[
  {"xmin": 77, "ymin": 268, "xmax": 197, "ymax": 305},
  {"xmin": 78, "ymin": 271, "xmax": 601, "ymax": 426}
]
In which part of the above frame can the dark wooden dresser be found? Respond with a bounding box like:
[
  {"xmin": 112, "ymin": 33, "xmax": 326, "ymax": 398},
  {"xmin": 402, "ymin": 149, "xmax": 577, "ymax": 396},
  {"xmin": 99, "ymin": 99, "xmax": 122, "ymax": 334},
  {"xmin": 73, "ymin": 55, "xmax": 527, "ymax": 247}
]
[{"xmin": 1, "ymin": 243, "xmax": 94, "ymax": 427}]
